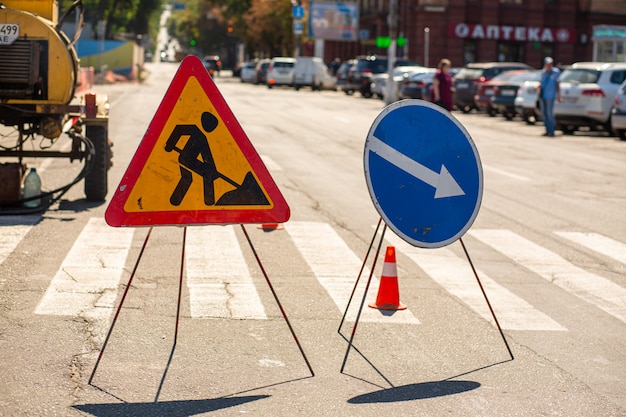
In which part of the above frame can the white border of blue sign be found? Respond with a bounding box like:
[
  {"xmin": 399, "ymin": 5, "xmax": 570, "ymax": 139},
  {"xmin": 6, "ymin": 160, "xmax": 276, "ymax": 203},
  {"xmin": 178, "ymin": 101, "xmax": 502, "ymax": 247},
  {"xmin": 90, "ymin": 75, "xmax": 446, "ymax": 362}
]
[{"xmin": 364, "ymin": 100, "xmax": 483, "ymax": 248}]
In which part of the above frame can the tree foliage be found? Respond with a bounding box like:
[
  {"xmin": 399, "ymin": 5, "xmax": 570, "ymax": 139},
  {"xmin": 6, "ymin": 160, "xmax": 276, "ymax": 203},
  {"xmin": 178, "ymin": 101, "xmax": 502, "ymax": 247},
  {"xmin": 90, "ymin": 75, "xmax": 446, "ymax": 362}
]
[
  {"xmin": 60, "ymin": 0, "xmax": 163, "ymax": 40},
  {"xmin": 244, "ymin": 0, "xmax": 294, "ymax": 57}
]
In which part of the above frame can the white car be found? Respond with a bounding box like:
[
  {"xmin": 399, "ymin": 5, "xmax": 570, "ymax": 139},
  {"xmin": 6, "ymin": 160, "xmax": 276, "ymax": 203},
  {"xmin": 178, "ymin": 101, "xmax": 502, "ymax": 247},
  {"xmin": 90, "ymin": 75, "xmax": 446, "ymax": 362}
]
[
  {"xmin": 240, "ymin": 61, "xmax": 257, "ymax": 83},
  {"xmin": 555, "ymin": 62, "xmax": 626, "ymax": 135},
  {"xmin": 293, "ymin": 57, "xmax": 336, "ymax": 91},
  {"xmin": 611, "ymin": 79, "xmax": 626, "ymax": 140},
  {"xmin": 514, "ymin": 80, "xmax": 542, "ymax": 124},
  {"xmin": 267, "ymin": 57, "xmax": 296, "ymax": 88}
]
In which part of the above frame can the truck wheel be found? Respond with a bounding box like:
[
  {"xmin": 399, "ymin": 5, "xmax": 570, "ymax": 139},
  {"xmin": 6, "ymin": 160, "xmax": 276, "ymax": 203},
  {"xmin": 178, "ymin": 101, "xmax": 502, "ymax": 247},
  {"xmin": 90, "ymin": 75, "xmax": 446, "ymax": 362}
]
[{"xmin": 84, "ymin": 125, "xmax": 109, "ymax": 201}]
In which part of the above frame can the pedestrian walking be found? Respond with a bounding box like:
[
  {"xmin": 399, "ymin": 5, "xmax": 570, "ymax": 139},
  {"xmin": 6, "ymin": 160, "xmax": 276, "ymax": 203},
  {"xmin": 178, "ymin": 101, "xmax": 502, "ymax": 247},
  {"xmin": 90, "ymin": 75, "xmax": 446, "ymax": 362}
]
[
  {"xmin": 538, "ymin": 57, "xmax": 561, "ymax": 137},
  {"xmin": 431, "ymin": 58, "xmax": 454, "ymax": 111}
]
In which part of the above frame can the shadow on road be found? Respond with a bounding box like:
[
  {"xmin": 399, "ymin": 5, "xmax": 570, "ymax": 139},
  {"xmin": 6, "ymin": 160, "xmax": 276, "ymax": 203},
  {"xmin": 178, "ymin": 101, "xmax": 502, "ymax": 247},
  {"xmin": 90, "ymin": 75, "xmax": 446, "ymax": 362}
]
[
  {"xmin": 347, "ymin": 380, "xmax": 480, "ymax": 403},
  {"xmin": 73, "ymin": 395, "xmax": 270, "ymax": 417}
]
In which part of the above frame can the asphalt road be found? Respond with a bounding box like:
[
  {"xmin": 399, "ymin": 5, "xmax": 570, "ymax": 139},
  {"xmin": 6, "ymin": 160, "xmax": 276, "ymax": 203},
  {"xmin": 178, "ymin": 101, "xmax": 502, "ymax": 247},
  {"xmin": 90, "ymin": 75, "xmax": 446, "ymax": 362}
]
[{"xmin": 0, "ymin": 61, "xmax": 625, "ymax": 416}]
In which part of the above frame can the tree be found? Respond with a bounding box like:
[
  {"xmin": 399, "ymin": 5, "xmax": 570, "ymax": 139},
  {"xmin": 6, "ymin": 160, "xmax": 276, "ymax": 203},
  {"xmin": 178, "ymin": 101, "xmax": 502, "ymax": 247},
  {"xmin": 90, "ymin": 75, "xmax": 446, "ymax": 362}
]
[{"xmin": 244, "ymin": 0, "xmax": 294, "ymax": 57}]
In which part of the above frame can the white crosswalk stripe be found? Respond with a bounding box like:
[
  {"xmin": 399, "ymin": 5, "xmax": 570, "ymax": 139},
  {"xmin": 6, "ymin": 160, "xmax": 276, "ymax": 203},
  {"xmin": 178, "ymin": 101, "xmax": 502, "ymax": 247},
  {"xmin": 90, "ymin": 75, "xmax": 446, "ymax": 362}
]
[
  {"xmin": 0, "ymin": 215, "xmax": 621, "ymax": 333},
  {"xmin": 470, "ymin": 229, "xmax": 626, "ymax": 324},
  {"xmin": 34, "ymin": 218, "xmax": 135, "ymax": 324},
  {"xmin": 185, "ymin": 225, "xmax": 266, "ymax": 319},
  {"xmin": 555, "ymin": 231, "xmax": 626, "ymax": 265},
  {"xmin": 0, "ymin": 217, "xmax": 36, "ymax": 265},
  {"xmin": 284, "ymin": 221, "xmax": 420, "ymax": 324},
  {"xmin": 384, "ymin": 232, "xmax": 567, "ymax": 331}
]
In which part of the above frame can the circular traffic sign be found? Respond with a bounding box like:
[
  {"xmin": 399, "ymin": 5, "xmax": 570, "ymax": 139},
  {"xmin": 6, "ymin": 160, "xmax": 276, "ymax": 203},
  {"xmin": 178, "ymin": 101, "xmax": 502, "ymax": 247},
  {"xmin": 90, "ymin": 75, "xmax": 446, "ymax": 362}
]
[{"xmin": 364, "ymin": 100, "xmax": 483, "ymax": 248}]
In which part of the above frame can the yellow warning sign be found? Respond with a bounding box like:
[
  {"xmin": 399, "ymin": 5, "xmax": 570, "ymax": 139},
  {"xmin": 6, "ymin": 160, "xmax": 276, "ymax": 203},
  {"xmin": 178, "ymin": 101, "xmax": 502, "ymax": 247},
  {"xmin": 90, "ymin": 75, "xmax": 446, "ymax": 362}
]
[
  {"xmin": 105, "ymin": 55, "xmax": 290, "ymax": 227},
  {"xmin": 124, "ymin": 76, "xmax": 271, "ymax": 213}
]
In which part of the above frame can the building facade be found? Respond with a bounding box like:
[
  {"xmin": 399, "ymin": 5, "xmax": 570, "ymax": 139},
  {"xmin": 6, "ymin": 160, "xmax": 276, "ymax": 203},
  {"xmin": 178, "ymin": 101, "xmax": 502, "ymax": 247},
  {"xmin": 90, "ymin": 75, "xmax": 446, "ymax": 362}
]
[{"xmin": 321, "ymin": 0, "xmax": 626, "ymax": 67}]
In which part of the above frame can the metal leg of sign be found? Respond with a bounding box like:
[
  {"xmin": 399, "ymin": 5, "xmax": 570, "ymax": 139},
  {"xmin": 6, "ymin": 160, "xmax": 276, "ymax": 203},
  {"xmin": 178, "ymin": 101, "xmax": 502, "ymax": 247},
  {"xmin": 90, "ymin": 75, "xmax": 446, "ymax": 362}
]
[
  {"xmin": 337, "ymin": 217, "xmax": 384, "ymax": 335},
  {"xmin": 88, "ymin": 227, "xmax": 154, "ymax": 386},
  {"xmin": 154, "ymin": 227, "xmax": 187, "ymax": 402},
  {"xmin": 240, "ymin": 224, "xmax": 315, "ymax": 377},
  {"xmin": 459, "ymin": 237, "xmax": 514, "ymax": 361},
  {"xmin": 340, "ymin": 222, "xmax": 388, "ymax": 374}
]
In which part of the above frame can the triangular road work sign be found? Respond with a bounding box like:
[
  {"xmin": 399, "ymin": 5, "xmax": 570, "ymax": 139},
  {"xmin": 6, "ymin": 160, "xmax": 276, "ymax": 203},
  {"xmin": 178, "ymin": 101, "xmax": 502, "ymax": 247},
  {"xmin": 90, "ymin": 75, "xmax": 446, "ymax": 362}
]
[{"xmin": 105, "ymin": 55, "xmax": 290, "ymax": 227}]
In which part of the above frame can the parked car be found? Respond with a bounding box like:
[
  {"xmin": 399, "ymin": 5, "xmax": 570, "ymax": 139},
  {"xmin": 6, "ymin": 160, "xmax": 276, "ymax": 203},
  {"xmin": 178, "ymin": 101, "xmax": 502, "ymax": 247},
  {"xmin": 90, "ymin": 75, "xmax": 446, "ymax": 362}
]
[
  {"xmin": 293, "ymin": 57, "xmax": 336, "ymax": 90},
  {"xmin": 336, "ymin": 59, "xmax": 356, "ymax": 94},
  {"xmin": 346, "ymin": 55, "xmax": 419, "ymax": 98},
  {"xmin": 399, "ymin": 69, "xmax": 437, "ymax": 100},
  {"xmin": 267, "ymin": 57, "xmax": 296, "ymax": 88},
  {"xmin": 203, "ymin": 55, "xmax": 222, "ymax": 76},
  {"xmin": 254, "ymin": 58, "xmax": 271, "ymax": 85},
  {"xmin": 515, "ymin": 79, "xmax": 542, "ymax": 124},
  {"xmin": 555, "ymin": 62, "xmax": 626, "ymax": 135},
  {"xmin": 454, "ymin": 62, "xmax": 534, "ymax": 113},
  {"xmin": 611, "ymin": 79, "xmax": 626, "ymax": 140},
  {"xmin": 380, "ymin": 66, "xmax": 429, "ymax": 102},
  {"xmin": 240, "ymin": 61, "xmax": 258, "ymax": 83},
  {"xmin": 491, "ymin": 70, "xmax": 541, "ymax": 120},
  {"xmin": 474, "ymin": 70, "xmax": 531, "ymax": 116}
]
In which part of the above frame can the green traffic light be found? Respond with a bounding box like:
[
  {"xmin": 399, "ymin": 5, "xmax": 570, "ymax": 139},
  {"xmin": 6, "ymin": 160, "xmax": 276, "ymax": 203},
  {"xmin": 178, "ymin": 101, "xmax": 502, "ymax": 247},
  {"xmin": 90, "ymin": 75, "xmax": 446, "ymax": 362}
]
[{"xmin": 190, "ymin": 39, "xmax": 197, "ymax": 46}]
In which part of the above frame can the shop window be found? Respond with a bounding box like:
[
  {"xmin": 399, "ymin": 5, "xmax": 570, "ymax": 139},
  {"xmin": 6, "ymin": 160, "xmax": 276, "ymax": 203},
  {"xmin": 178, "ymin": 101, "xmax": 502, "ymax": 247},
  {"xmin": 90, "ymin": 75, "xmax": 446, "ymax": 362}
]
[
  {"xmin": 463, "ymin": 41, "xmax": 477, "ymax": 64},
  {"xmin": 497, "ymin": 42, "xmax": 525, "ymax": 62}
]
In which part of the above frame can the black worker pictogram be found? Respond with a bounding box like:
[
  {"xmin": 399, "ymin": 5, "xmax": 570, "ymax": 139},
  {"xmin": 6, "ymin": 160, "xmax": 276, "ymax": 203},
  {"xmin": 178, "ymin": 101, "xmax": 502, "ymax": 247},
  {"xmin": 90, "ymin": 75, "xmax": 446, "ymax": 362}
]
[{"xmin": 165, "ymin": 111, "xmax": 270, "ymax": 207}]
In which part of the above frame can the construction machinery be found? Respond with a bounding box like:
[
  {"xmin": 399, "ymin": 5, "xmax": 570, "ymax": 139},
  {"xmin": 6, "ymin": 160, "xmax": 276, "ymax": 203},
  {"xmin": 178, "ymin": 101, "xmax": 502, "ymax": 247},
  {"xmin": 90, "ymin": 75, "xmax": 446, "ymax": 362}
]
[{"xmin": 0, "ymin": 0, "xmax": 111, "ymax": 208}]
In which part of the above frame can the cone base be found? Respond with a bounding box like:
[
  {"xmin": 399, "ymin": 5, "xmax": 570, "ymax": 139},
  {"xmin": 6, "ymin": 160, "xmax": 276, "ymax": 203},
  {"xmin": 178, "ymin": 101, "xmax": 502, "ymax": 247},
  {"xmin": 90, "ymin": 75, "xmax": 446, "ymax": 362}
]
[
  {"xmin": 257, "ymin": 223, "xmax": 283, "ymax": 231},
  {"xmin": 368, "ymin": 302, "xmax": 407, "ymax": 311}
]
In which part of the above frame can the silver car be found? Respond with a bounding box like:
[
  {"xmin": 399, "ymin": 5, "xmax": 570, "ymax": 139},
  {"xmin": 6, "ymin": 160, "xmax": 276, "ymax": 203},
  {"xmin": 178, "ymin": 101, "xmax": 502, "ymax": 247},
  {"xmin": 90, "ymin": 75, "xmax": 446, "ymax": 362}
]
[
  {"xmin": 555, "ymin": 62, "xmax": 626, "ymax": 135},
  {"xmin": 611, "ymin": 79, "xmax": 626, "ymax": 140}
]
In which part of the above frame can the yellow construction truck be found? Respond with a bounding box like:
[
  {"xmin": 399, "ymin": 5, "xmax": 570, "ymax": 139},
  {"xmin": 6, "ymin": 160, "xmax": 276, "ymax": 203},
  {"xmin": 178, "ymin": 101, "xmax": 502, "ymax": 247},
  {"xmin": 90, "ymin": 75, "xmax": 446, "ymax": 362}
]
[{"xmin": 0, "ymin": 0, "xmax": 111, "ymax": 208}]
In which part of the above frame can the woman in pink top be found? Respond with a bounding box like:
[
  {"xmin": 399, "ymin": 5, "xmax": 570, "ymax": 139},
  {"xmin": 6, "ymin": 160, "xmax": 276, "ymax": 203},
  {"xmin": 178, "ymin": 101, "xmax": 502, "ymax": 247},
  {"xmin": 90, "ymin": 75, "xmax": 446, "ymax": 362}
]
[{"xmin": 431, "ymin": 58, "xmax": 454, "ymax": 111}]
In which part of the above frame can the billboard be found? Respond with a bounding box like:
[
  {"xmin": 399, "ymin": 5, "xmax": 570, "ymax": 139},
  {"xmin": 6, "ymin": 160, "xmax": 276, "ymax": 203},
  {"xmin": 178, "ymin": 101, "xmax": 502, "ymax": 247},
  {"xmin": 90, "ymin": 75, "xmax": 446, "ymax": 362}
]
[{"xmin": 308, "ymin": 2, "xmax": 359, "ymax": 41}]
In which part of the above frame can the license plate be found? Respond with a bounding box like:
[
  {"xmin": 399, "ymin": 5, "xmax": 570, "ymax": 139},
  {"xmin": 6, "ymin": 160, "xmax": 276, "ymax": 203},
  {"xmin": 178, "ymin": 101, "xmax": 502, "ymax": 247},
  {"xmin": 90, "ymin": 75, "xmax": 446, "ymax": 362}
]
[
  {"xmin": 457, "ymin": 82, "xmax": 469, "ymax": 89},
  {"xmin": 562, "ymin": 96, "xmax": 578, "ymax": 103},
  {"xmin": 0, "ymin": 23, "xmax": 19, "ymax": 45},
  {"xmin": 502, "ymin": 90, "xmax": 516, "ymax": 96},
  {"xmin": 485, "ymin": 88, "xmax": 494, "ymax": 95}
]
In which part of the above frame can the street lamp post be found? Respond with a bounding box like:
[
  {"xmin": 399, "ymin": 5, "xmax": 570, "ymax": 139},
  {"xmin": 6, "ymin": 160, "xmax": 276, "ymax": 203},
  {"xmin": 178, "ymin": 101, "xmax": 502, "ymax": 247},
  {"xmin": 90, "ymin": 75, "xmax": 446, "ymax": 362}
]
[{"xmin": 385, "ymin": 0, "xmax": 398, "ymax": 104}]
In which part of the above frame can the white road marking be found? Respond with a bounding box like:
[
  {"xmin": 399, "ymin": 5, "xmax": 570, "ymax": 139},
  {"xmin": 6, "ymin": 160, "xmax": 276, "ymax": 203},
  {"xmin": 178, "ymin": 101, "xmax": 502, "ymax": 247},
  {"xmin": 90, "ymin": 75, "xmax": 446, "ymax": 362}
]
[
  {"xmin": 384, "ymin": 232, "xmax": 566, "ymax": 331},
  {"xmin": 285, "ymin": 221, "xmax": 419, "ymax": 324},
  {"xmin": 259, "ymin": 154, "xmax": 283, "ymax": 172},
  {"xmin": 0, "ymin": 218, "xmax": 36, "ymax": 265},
  {"xmin": 34, "ymin": 218, "xmax": 135, "ymax": 342},
  {"xmin": 482, "ymin": 165, "xmax": 530, "ymax": 181},
  {"xmin": 185, "ymin": 225, "xmax": 266, "ymax": 319},
  {"xmin": 555, "ymin": 231, "xmax": 626, "ymax": 265},
  {"xmin": 470, "ymin": 229, "xmax": 626, "ymax": 324}
]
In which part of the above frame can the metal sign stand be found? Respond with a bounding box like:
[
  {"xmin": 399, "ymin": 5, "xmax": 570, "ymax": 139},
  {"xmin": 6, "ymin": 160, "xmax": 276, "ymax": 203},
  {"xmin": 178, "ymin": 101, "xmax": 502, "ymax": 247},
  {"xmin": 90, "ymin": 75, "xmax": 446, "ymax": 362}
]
[
  {"xmin": 88, "ymin": 225, "xmax": 314, "ymax": 392},
  {"xmin": 338, "ymin": 219, "xmax": 514, "ymax": 374}
]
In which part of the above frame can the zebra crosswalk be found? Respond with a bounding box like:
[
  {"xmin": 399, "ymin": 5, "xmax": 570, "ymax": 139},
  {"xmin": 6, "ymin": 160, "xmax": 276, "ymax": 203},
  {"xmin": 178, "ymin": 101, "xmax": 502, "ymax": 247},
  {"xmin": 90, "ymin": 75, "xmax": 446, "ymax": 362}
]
[{"xmin": 0, "ymin": 217, "xmax": 624, "ymax": 335}]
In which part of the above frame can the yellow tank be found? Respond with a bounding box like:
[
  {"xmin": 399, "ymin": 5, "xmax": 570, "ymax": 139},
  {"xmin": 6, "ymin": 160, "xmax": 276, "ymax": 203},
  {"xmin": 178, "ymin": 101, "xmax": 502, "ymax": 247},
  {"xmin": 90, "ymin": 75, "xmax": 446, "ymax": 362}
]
[{"xmin": 0, "ymin": 4, "xmax": 78, "ymax": 106}]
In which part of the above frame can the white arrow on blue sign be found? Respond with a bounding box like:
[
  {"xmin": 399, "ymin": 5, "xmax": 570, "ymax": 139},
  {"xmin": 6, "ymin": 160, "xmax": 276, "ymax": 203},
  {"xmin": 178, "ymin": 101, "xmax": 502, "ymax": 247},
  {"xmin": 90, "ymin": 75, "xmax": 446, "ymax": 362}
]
[{"xmin": 364, "ymin": 100, "xmax": 483, "ymax": 248}]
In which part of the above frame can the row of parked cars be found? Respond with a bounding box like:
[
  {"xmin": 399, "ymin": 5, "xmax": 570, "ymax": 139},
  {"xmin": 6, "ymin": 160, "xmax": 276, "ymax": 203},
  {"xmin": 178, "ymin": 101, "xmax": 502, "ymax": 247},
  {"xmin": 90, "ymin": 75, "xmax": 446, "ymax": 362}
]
[
  {"xmin": 239, "ymin": 56, "xmax": 337, "ymax": 90},
  {"xmin": 235, "ymin": 55, "xmax": 626, "ymax": 140},
  {"xmin": 452, "ymin": 61, "xmax": 626, "ymax": 139}
]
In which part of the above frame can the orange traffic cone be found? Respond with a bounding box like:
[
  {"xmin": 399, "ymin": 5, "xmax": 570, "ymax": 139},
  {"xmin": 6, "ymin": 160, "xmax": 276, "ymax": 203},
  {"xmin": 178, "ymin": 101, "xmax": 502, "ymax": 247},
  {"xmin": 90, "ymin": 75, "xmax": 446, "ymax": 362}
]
[
  {"xmin": 257, "ymin": 223, "xmax": 283, "ymax": 231},
  {"xmin": 368, "ymin": 246, "xmax": 407, "ymax": 311}
]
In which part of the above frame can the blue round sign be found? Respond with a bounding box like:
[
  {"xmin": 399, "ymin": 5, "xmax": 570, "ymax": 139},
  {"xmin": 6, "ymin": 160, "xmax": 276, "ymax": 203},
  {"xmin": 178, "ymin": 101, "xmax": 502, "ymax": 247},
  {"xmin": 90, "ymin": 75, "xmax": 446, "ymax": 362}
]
[{"xmin": 364, "ymin": 100, "xmax": 483, "ymax": 248}]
